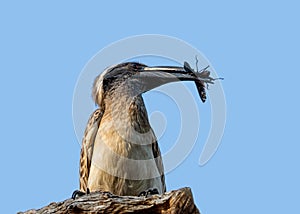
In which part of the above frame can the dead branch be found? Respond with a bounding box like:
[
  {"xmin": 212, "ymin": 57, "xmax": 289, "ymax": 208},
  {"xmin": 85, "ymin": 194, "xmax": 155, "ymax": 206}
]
[{"xmin": 18, "ymin": 187, "xmax": 200, "ymax": 214}]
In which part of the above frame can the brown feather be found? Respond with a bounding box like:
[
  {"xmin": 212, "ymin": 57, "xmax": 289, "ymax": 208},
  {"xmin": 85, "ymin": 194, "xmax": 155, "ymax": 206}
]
[
  {"xmin": 152, "ymin": 140, "xmax": 166, "ymax": 192},
  {"xmin": 79, "ymin": 108, "xmax": 103, "ymax": 192}
]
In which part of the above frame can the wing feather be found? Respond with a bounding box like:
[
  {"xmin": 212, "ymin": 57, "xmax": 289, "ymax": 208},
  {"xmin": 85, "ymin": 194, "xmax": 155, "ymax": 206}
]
[
  {"xmin": 152, "ymin": 140, "xmax": 166, "ymax": 193},
  {"xmin": 79, "ymin": 108, "xmax": 103, "ymax": 192}
]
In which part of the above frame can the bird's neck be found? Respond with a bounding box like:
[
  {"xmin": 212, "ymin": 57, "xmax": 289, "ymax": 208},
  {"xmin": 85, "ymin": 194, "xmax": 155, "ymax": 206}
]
[
  {"xmin": 100, "ymin": 93, "xmax": 155, "ymax": 156},
  {"xmin": 103, "ymin": 94, "xmax": 151, "ymax": 134}
]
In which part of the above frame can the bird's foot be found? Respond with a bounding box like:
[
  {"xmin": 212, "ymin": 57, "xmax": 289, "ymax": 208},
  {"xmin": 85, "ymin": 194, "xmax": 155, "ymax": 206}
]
[
  {"xmin": 138, "ymin": 188, "xmax": 159, "ymax": 197},
  {"xmin": 71, "ymin": 188, "xmax": 90, "ymax": 199}
]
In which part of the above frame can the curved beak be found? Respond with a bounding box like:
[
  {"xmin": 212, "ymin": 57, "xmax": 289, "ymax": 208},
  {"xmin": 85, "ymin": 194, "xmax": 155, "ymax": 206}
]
[{"xmin": 138, "ymin": 62, "xmax": 216, "ymax": 102}]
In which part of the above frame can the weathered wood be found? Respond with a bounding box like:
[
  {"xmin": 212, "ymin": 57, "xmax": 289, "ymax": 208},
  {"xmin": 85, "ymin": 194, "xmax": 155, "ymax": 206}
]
[{"xmin": 18, "ymin": 187, "xmax": 200, "ymax": 214}]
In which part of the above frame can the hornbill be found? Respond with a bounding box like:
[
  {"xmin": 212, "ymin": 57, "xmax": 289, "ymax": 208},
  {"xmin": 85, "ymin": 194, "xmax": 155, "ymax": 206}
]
[{"xmin": 72, "ymin": 61, "xmax": 216, "ymax": 198}]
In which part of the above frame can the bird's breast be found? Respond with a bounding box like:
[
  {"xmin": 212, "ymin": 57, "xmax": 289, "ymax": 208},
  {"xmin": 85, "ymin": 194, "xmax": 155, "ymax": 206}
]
[{"xmin": 90, "ymin": 113, "xmax": 161, "ymax": 180}]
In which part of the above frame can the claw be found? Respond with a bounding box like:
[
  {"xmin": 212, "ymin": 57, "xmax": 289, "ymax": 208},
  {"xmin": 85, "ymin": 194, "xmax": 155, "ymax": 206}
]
[
  {"xmin": 138, "ymin": 188, "xmax": 159, "ymax": 197},
  {"xmin": 71, "ymin": 188, "xmax": 90, "ymax": 199},
  {"xmin": 72, "ymin": 190, "xmax": 84, "ymax": 199},
  {"xmin": 138, "ymin": 190, "xmax": 147, "ymax": 197}
]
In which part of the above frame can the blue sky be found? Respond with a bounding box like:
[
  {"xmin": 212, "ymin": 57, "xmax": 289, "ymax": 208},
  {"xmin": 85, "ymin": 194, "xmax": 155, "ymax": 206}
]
[{"xmin": 1, "ymin": 1, "xmax": 299, "ymax": 213}]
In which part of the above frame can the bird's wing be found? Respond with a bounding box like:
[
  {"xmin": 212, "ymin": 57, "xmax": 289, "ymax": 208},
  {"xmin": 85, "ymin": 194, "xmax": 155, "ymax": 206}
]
[
  {"xmin": 79, "ymin": 108, "xmax": 103, "ymax": 192},
  {"xmin": 152, "ymin": 139, "xmax": 166, "ymax": 193}
]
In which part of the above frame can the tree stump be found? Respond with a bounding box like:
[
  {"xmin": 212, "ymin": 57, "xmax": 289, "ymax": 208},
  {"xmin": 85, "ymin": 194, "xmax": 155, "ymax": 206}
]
[{"xmin": 18, "ymin": 187, "xmax": 200, "ymax": 214}]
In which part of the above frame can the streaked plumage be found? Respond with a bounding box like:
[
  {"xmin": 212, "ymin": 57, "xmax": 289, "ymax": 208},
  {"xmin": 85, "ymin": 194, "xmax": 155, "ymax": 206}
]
[{"xmin": 77, "ymin": 62, "xmax": 215, "ymax": 196}]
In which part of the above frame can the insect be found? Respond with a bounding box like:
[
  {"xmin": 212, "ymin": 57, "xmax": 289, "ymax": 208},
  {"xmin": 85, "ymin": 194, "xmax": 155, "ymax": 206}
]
[{"xmin": 183, "ymin": 57, "xmax": 223, "ymax": 103}]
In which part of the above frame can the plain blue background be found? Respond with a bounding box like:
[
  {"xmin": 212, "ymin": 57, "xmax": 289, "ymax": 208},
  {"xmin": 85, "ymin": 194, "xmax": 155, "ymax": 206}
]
[{"xmin": 1, "ymin": 1, "xmax": 299, "ymax": 213}]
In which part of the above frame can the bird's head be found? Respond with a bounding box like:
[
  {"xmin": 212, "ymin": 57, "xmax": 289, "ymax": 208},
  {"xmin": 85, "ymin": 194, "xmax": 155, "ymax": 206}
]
[{"xmin": 92, "ymin": 62, "xmax": 216, "ymax": 108}]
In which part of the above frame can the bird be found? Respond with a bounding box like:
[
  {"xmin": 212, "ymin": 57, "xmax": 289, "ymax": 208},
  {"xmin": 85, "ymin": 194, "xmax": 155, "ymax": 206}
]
[{"xmin": 72, "ymin": 61, "xmax": 215, "ymax": 198}]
